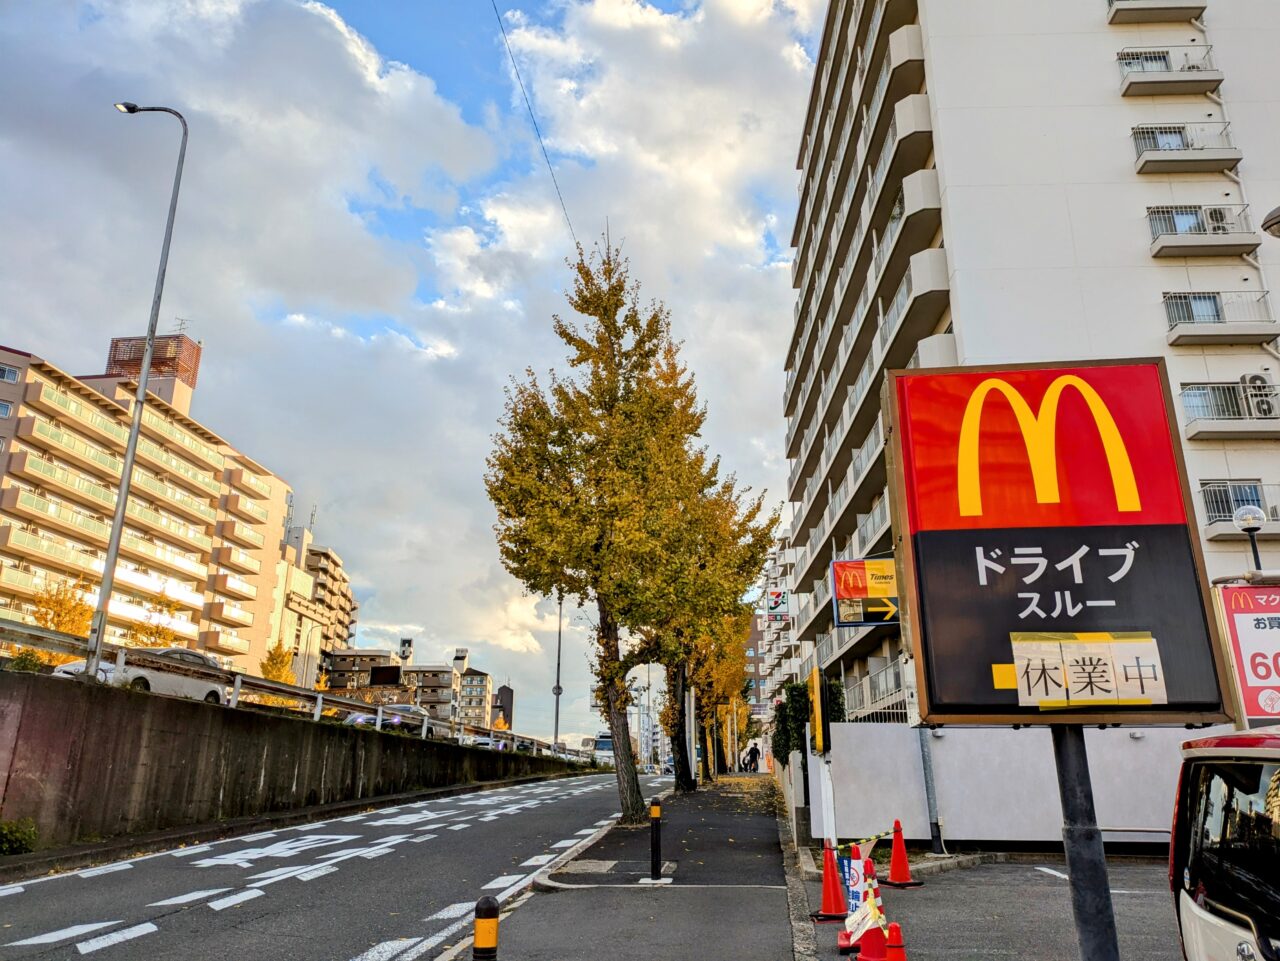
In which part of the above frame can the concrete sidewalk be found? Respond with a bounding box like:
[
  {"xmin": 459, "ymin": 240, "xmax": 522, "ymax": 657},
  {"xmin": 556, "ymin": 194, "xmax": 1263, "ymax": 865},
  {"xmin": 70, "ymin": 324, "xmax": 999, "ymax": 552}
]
[{"xmin": 491, "ymin": 775, "xmax": 797, "ymax": 960}]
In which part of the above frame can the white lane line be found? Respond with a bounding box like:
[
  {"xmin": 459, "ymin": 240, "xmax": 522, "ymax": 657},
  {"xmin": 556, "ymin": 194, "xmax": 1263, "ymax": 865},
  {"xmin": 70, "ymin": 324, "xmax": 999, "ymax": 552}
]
[
  {"xmin": 0, "ymin": 885, "xmax": 24, "ymax": 897},
  {"xmin": 447, "ymin": 823, "xmax": 471, "ymax": 831},
  {"xmin": 348, "ymin": 938, "xmax": 423, "ymax": 961},
  {"xmin": 550, "ymin": 839, "xmax": 577, "ymax": 848},
  {"xmin": 7, "ymin": 922, "xmax": 121, "ymax": 946},
  {"xmin": 294, "ymin": 822, "xmax": 329, "ymax": 831},
  {"xmin": 170, "ymin": 844, "xmax": 211, "ymax": 857},
  {"xmin": 594, "ymin": 819, "xmax": 614, "ymax": 826},
  {"xmin": 410, "ymin": 834, "xmax": 438, "ymax": 844},
  {"xmin": 398, "ymin": 917, "xmax": 472, "ymax": 960},
  {"xmin": 148, "ymin": 888, "xmax": 231, "ymax": 906},
  {"xmin": 521, "ymin": 854, "xmax": 554, "ymax": 867},
  {"xmin": 483, "ymin": 874, "xmax": 526, "ymax": 890},
  {"xmin": 238, "ymin": 831, "xmax": 278, "ymax": 843},
  {"xmin": 1035, "ymin": 866, "xmax": 1070, "ymax": 880},
  {"xmin": 574, "ymin": 828, "xmax": 596, "ymax": 835},
  {"xmin": 208, "ymin": 889, "xmax": 265, "ymax": 911},
  {"xmin": 298, "ymin": 865, "xmax": 339, "ymax": 882},
  {"xmin": 76, "ymin": 922, "xmax": 157, "ymax": 954},
  {"xmin": 426, "ymin": 902, "xmax": 473, "ymax": 921},
  {"xmin": 479, "ymin": 816, "xmax": 500, "ymax": 822},
  {"xmin": 338, "ymin": 814, "xmax": 368, "ymax": 822},
  {"xmin": 79, "ymin": 863, "xmax": 132, "ymax": 878}
]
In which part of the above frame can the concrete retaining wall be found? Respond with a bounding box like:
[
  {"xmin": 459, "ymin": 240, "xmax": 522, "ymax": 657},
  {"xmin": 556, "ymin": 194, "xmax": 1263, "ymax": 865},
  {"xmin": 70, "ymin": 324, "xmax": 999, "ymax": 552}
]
[
  {"xmin": 806, "ymin": 722, "xmax": 1228, "ymax": 844},
  {"xmin": 0, "ymin": 672, "xmax": 574, "ymax": 848}
]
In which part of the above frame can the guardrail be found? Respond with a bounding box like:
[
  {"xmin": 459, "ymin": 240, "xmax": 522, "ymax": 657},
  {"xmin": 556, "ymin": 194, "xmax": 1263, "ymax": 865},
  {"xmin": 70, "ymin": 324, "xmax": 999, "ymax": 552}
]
[{"xmin": 0, "ymin": 622, "xmax": 584, "ymax": 760}]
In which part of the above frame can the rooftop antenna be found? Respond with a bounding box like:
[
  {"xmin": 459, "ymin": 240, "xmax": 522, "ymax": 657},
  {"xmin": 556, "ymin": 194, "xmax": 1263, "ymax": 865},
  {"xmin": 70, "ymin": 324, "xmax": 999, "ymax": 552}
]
[
  {"xmin": 284, "ymin": 491, "xmax": 295, "ymax": 531},
  {"xmin": 172, "ymin": 317, "xmax": 192, "ymax": 336},
  {"xmin": 309, "ymin": 504, "xmax": 317, "ymax": 531}
]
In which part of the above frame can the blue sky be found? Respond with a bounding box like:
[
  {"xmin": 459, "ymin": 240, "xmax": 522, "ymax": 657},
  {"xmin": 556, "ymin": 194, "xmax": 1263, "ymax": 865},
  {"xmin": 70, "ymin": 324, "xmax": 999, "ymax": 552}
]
[{"xmin": 0, "ymin": 0, "xmax": 819, "ymax": 740}]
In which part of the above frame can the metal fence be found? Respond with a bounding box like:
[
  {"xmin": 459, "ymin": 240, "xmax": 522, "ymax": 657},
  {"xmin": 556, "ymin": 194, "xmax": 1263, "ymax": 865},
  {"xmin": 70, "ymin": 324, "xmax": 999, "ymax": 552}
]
[
  {"xmin": 845, "ymin": 654, "xmax": 910, "ymax": 723},
  {"xmin": 1199, "ymin": 482, "xmax": 1280, "ymax": 524},
  {"xmin": 1180, "ymin": 382, "xmax": 1280, "ymax": 422},
  {"xmin": 1131, "ymin": 122, "xmax": 1232, "ymax": 158},
  {"xmin": 0, "ymin": 622, "xmax": 584, "ymax": 759},
  {"xmin": 1164, "ymin": 290, "xmax": 1273, "ymax": 329},
  {"xmin": 1117, "ymin": 45, "xmax": 1215, "ymax": 80},
  {"xmin": 1147, "ymin": 204, "xmax": 1251, "ymax": 241}
]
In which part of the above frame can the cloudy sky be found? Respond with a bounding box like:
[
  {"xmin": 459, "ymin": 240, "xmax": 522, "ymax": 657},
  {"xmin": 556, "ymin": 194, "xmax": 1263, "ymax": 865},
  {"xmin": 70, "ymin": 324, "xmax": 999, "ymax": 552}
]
[{"xmin": 0, "ymin": 0, "xmax": 818, "ymax": 740}]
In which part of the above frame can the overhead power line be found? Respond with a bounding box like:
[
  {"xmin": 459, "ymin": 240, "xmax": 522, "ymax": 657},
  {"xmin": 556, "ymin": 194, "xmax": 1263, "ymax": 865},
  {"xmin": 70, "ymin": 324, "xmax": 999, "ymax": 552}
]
[{"xmin": 490, "ymin": 0, "xmax": 578, "ymax": 247}]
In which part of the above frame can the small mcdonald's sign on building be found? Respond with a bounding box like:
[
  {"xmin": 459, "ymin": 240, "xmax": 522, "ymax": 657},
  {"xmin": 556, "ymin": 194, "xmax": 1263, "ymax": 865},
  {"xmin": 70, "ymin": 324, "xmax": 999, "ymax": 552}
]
[{"xmin": 885, "ymin": 359, "xmax": 1235, "ymax": 726}]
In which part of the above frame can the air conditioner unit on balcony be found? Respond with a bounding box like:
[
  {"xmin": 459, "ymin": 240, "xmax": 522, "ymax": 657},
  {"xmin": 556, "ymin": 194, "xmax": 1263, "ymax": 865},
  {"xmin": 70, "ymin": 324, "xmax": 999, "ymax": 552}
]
[
  {"xmin": 1207, "ymin": 207, "xmax": 1232, "ymax": 233},
  {"xmin": 1269, "ymin": 505, "xmax": 1280, "ymax": 522},
  {"xmin": 1242, "ymin": 373, "xmax": 1278, "ymax": 418}
]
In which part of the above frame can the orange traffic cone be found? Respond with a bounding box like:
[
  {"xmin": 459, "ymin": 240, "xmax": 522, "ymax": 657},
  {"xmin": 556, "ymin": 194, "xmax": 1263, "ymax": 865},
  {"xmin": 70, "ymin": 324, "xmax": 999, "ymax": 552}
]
[
  {"xmin": 855, "ymin": 860, "xmax": 889, "ymax": 960},
  {"xmin": 856, "ymin": 925, "xmax": 888, "ymax": 961},
  {"xmin": 886, "ymin": 922, "xmax": 907, "ymax": 961},
  {"xmin": 883, "ymin": 819, "xmax": 923, "ymax": 888},
  {"xmin": 810, "ymin": 839, "xmax": 849, "ymax": 923}
]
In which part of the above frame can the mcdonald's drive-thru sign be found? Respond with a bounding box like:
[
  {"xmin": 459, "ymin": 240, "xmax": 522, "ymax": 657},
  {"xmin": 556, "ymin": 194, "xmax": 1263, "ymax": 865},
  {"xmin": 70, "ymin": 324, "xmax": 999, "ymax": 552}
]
[
  {"xmin": 1218, "ymin": 586, "xmax": 1280, "ymax": 726},
  {"xmin": 885, "ymin": 359, "xmax": 1235, "ymax": 726}
]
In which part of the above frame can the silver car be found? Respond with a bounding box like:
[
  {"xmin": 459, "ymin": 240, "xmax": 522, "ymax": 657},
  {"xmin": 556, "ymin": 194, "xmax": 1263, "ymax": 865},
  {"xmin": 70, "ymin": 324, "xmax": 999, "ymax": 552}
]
[{"xmin": 55, "ymin": 647, "xmax": 228, "ymax": 705}]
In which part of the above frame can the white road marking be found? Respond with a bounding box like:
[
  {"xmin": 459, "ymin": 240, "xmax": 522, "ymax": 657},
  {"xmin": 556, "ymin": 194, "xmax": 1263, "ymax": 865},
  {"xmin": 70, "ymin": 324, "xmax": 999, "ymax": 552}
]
[
  {"xmin": 426, "ymin": 902, "xmax": 473, "ymax": 920},
  {"xmin": 148, "ymin": 888, "xmax": 231, "ymax": 906},
  {"xmin": 76, "ymin": 922, "xmax": 157, "ymax": 954},
  {"xmin": 397, "ymin": 917, "xmax": 472, "ymax": 959},
  {"xmin": 208, "ymin": 889, "xmax": 265, "ymax": 911},
  {"xmin": 479, "ymin": 816, "xmax": 500, "ymax": 822},
  {"xmin": 294, "ymin": 821, "xmax": 329, "ymax": 831},
  {"xmin": 170, "ymin": 844, "xmax": 211, "ymax": 857},
  {"xmin": 1035, "ymin": 867, "xmax": 1070, "ymax": 880},
  {"xmin": 521, "ymin": 854, "xmax": 554, "ymax": 867},
  {"xmin": 447, "ymin": 823, "xmax": 471, "ymax": 831},
  {"xmin": 575, "ymin": 829, "xmax": 596, "ymax": 835},
  {"xmin": 551, "ymin": 839, "xmax": 577, "ymax": 848},
  {"xmin": 594, "ymin": 819, "xmax": 614, "ymax": 826},
  {"xmin": 298, "ymin": 865, "xmax": 339, "ymax": 881},
  {"xmin": 411, "ymin": 834, "xmax": 438, "ymax": 844},
  {"xmin": 0, "ymin": 885, "xmax": 24, "ymax": 897},
  {"xmin": 79, "ymin": 863, "xmax": 132, "ymax": 878},
  {"xmin": 348, "ymin": 938, "xmax": 423, "ymax": 961},
  {"xmin": 483, "ymin": 874, "xmax": 525, "ymax": 889},
  {"xmin": 238, "ymin": 831, "xmax": 278, "ymax": 842},
  {"xmin": 7, "ymin": 923, "xmax": 122, "ymax": 946},
  {"xmin": 338, "ymin": 814, "xmax": 368, "ymax": 822},
  {"xmin": 194, "ymin": 834, "xmax": 359, "ymax": 868}
]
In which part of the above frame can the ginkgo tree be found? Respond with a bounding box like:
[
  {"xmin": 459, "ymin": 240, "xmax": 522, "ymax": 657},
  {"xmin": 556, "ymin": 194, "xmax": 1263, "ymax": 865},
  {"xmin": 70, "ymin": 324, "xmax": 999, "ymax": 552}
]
[{"xmin": 487, "ymin": 243, "xmax": 774, "ymax": 821}]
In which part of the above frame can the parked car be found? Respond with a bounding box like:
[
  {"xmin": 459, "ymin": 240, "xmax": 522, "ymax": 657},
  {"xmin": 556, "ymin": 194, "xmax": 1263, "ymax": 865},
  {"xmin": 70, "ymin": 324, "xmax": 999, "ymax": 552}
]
[
  {"xmin": 54, "ymin": 647, "xmax": 228, "ymax": 705},
  {"xmin": 1169, "ymin": 726, "xmax": 1279, "ymax": 961},
  {"xmin": 343, "ymin": 704, "xmax": 428, "ymax": 728}
]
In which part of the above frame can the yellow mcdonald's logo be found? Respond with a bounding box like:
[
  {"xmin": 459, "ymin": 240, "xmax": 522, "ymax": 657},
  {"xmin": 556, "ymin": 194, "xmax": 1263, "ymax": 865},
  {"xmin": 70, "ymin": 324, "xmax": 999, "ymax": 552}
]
[
  {"xmin": 1229, "ymin": 590, "xmax": 1256, "ymax": 610},
  {"xmin": 957, "ymin": 375, "xmax": 1142, "ymax": 517}
]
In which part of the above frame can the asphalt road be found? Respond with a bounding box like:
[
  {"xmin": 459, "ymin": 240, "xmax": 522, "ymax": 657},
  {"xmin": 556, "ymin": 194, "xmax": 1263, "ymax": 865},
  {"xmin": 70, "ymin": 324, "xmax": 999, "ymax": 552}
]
[{"xmin": 0, "ymin": 772, "xmax": 667, "ymax": 961}]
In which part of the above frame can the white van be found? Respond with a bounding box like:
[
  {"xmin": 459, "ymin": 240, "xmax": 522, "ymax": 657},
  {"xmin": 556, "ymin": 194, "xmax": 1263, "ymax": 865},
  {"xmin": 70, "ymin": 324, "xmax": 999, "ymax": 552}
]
[{"xmin": 1169, "ymin": 728, "xmax": 1279, "ymax": 961}]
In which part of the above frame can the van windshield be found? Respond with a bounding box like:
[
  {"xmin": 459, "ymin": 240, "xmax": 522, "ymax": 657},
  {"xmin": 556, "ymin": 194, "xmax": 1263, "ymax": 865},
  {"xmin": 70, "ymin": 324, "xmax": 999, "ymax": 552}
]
[
  {"xmin": 593, "ymin": 737, "xmax": 613, "ymax": 752},
  {"xmin": 1186, "ymin": 760, "xmax": 1280, "ymax": 945}
]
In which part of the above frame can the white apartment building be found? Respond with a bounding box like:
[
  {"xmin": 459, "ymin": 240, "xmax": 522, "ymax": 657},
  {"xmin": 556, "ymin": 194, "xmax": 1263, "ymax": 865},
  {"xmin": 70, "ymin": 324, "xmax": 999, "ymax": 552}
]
[{"xmin": 783, "ymin": 0, "xmax": 1280, "ymax": 716}]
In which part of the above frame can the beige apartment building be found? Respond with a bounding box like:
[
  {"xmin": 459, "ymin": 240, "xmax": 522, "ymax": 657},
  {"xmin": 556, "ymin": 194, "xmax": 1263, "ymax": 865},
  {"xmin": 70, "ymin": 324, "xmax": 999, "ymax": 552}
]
[
  {"xmin": 774, "ymin": 0, "xmax": 1280, "ymax": 715},
  {"xmin": 286, "ymin": 527, "xmax": 358, "ymax": 652},
  {"xmin": 0, "ymin": 335, "xmax": 294, "ymax": 672},
  {"xmin": 457, "ymin": 647, "xmax": 493, "ymax": 728},
  {"xmin": 267, "ymin": 528, "xmax": 328, "ymax": 688}
]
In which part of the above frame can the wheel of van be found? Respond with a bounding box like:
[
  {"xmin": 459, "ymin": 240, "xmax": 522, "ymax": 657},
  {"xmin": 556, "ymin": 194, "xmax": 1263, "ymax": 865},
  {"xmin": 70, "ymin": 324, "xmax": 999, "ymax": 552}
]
[
  {"xmin": 204, "ymin": 691, "xmax": 222, "ymax": 704},
  {"xmin": 130, "ymin": 677, "xmax": 150, "ymax": 692}
]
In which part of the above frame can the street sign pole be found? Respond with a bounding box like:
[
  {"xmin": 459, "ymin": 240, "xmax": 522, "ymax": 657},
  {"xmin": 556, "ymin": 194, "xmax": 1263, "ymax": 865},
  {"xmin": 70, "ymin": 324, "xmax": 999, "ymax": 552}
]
[{"xmin": 1051, "ymin": 725, "xmax": 1120, "ymax": 961}]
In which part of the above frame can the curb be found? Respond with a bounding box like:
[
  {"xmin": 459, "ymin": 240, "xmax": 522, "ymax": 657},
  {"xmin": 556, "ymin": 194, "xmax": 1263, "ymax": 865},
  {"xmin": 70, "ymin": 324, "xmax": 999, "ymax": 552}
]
[
  {"xmin": 0, "ymin": 770, "xmax": 592, "ymax": 884},
  {"xmin": 778, "ymin": 808, "xmax": 820, "ymax": 961},
  {"xmin": 798, "ymin": 847, "xmax": 1010, "ymax": 882}
]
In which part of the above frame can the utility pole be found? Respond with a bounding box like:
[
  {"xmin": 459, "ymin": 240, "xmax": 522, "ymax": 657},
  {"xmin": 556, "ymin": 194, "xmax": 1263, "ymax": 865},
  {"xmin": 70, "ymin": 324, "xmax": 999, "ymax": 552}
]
[{"xmin": 552, "ymin": 593, "xmax": 564, "ymax": 751}]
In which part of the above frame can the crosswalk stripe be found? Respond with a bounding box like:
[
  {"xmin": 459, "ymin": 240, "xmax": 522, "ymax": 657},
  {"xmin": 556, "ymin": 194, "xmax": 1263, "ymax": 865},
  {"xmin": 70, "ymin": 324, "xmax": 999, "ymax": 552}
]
[{"xmin": 75, "ymin": 922, "xmax": 157, "ymax": 954}]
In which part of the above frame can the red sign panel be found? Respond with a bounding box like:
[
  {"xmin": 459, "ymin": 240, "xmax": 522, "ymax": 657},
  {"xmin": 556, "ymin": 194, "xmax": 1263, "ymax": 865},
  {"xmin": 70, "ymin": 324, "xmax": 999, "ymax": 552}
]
[
  {"xmin": 897, "ymin": 364, "xmax": 1187, "ymax": 534},
  {"xmin": 1220, "ymin": 586, "xmax": 1280, "ymax": 725}
]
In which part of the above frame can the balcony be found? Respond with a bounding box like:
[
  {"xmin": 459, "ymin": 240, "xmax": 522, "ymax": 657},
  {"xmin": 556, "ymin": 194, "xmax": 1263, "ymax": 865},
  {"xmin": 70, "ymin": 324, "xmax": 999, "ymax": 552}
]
[
  {"xmin": 217, "ymin": 518, "xmax": 265, "ymax": 549},
  {"xmin": 1181, "ymin": 383, "xmax": 1280, "ymax": 439},
  {"xmin": 8, "ymin": 451, "xmax": 115, "ymax": 514},
  {"xmin": 126, "ymin": 500, "xmax": 213, "ymax": 552},
  {"xmin": 140, "ymin": 408, "xmax": 225, "ymax": 471},
  {"xmin": 113, "ymin": 566, "xmax": 205, "ymax": 612},
  {"xmin": 200, "ymin": 628, "xmax": 250, "ymax": 656},
  {"xmin": 1147, "ymin": 205, "xmax": 1260, "ymax": 258},
  {"xmin": 1199, "ymin": 483, "xmax": 1280, "ymax": 541},
  {"xmin": 1118, "ymin": 46, "xmax": 1221, "ymax": 96},
  {"xmin": 1165, "ymin": 291, "xmax": 1276, "ymax": 345},
  {"xmin": 225, "ymin": 493, "xmax": 268, "ymax": 524},
  {"xmin": 24, "ymin": 381, "xmax": 128, "ymax": 449},
  {"xmin": 110, "ymin": 596, "xmax": 199, "ymax": 639},
  {"xmin": 213, "ymin": 544, "xmax": 261, "ymax": 575},
  {"xmin": 136, "ymin": 436, "xmax": 221, "ymax": 498},
  {"xmin": 229, "ymin": 467, "xmax": 271, "ymax": 499},
  {"xmin": 1132, "ymin": 123, "xmax": 1241, "ymax": 174},
  {"xmin": 856, "ymin": 493, "xmax": 892, "ymax": 555},
  {"xmin": 120, "ymin": 534, "xmax": 207, "ymax": 579},
  {"xmin": 0, "ymin": 526, "xmax": 98, "ymax": 577},
  {"xmin": 206, "ymin": 599, "xmax": 254, "ymax": 628},
  {"xmin": 18, "ymin": 417, "xmax": 121, "ymax": 480},
  {"xmin": 2, "ymin": 487, "xmax": 110, "ymax": 544},
  {"xmin": 211, "ymin": 572, "xmax": 257, "ymax": 600},
  {"xmin": 1107, "ymin": 0, "xmax": 1207, "ymax": 23}
]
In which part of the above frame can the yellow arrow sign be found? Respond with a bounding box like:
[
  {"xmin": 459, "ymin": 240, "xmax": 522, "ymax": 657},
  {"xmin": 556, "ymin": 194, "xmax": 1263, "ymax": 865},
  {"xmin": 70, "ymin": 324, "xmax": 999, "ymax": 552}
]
[{"xmin": 867, "ymin": 597, "xmax": 898, "ymax": 619}]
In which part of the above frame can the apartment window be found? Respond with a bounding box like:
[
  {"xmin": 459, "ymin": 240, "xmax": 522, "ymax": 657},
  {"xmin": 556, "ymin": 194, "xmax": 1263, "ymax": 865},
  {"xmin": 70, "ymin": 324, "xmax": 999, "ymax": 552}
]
[
  {"xmin": 1201, "ymin": 479, "xmax": 1265, "ymax": 524},
  {"xmin": 746, "ymin": 648, "xmax": 755, "ymax": 657},
  {"xmin": 0, "ymin": 401, "xmax": 11, "ymax": 419},
  {"xmin": 0, "ymin": 365, "xmax": 18, "ymax": 384},
  {"xmin": 1119, "ymin": 50, "xmax": 1171, "ymax": 73},
  {"xmin": 1166, "ymin": 292, "xmax": 1223, "ymax": 326},
  {"xmin": 1134, "ymin": 126, "xmax": 1187, "ymax": 152}
]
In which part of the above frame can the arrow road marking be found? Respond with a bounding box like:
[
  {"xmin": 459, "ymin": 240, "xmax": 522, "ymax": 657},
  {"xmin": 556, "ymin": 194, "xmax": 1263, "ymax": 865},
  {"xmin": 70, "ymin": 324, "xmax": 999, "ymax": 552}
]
[
  {"xmin": 7, "ymin": 922, "xmax": 121, "ymax": 946},
  {"xmin": 76, "ymin": 922, "xmax": 157, "ymax": 954},
  {"xmin": 148, "ymin": 888, "xmax": 232, "ymax": 906}
]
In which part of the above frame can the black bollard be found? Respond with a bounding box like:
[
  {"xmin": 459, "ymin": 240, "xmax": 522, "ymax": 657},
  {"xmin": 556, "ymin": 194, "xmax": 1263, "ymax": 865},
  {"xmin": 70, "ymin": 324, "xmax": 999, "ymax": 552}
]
[
  {"xmin": 650, "ymin": 796, "xmax": 662, "ymax": 882},
  {"xmin": 472, "ymin": 895, "xmax": 499, "ymax": 961}
]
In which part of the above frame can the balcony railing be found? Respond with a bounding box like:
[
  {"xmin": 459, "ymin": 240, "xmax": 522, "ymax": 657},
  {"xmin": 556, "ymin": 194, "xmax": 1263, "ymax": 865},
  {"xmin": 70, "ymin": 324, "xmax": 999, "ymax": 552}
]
[
  {"xmin": 847, "ymin": 655, "xmax": 910, "ymax": 723},
  {"xmin": 141, "ymin": 408, "xmax": 225, "ymax": 470},
  {"xmin": 857, "ymin": 494, "xmax": 890, "ymax": 552},
  {"xmin": 1199, "ymin": 482, "xmax": 1280, "ymax": 525},
  {"xmin": 1164, "ymin": 291, "xmax": 1273, "ymax": 328},
  {"xmin": 1131, "ymin": 122, "xmax": 1232, "ymax": 159},
  {"xmin": 1117, "ymin": 45, "xmax": 1215, "ymax": 80},
  {"xmin": 1181, "ymin": 383, "xmax": 1280, "ymax": 423},
  {"xmin": 1147, "ymin": 204, "xmax": 1251, "ymax": 241}
]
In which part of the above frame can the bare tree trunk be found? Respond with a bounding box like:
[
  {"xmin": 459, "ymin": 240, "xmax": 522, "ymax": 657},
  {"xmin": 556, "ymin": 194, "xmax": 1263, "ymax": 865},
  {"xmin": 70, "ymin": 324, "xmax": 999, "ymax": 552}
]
[
  {"xmin": 666, "ymin": 664, "xmax": 696, "ymax": 793},
  {"xmin": 699, "ymin": 717, "xmax": 715, "ymax": 783},
  {"xmin": 713, "ymin": 711, "xmax": 728, "ymax": 774},
  {"xmin": 598, "ymin": 602, "xmax": 645, "ymax": 823}
]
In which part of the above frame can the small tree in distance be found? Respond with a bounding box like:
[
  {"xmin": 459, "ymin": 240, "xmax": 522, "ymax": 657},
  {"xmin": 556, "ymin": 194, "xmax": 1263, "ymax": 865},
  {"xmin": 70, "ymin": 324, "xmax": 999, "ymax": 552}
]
[{"xmin": 29, "ymin": 577, "xmax": 93, "ymax": 665}]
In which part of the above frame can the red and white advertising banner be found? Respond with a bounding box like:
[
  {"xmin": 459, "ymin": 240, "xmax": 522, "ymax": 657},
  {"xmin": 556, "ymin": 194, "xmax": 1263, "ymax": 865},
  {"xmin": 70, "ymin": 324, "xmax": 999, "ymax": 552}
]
[{"xmin": 1219, "ymin": 586, "xmax": 1280, "ymax": 725}]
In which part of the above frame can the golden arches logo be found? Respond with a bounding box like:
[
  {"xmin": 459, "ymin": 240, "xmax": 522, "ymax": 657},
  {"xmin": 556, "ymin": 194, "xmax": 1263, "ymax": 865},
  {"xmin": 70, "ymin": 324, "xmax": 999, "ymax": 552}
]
[
  {"xmin": 1229, "ymin": 591, "xmax": 1256, "ymax": 610},
  {"xmin": 957, "ymin": 375, "xmax": 1142, "ymax": 517}
]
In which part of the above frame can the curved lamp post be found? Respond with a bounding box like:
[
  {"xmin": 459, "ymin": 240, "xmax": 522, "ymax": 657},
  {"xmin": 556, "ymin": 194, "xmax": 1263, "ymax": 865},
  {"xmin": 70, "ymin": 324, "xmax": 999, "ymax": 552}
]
[
  {"xmin": 86, "ymin": 103, "xmax": 189, "ymax": 678},
  {"xmin": 1263, "ymin": 205, "xmax": 1280, "ymax": 239},
  {"xmin": 1233, "ymin": 504, "xmax": 1266, "ymax": 572}
]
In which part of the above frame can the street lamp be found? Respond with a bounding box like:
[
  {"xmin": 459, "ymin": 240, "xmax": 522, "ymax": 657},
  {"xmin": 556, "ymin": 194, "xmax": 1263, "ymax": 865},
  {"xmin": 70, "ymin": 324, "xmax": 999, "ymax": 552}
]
[
  {"xmin": 1263, "ymin": 205, "xmax": 1280, "ymax": 239},
  {"xmin": 1233, "ymin": 504, "xmax": 1266, "ymax": 571},
  {"xmin": 552, "ymin": 593, "xmax": 564, "ymax": 752},
  {"xmin": 86, "ymin": 103, "xmax": 189, "ymax": 678}
]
